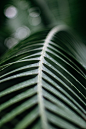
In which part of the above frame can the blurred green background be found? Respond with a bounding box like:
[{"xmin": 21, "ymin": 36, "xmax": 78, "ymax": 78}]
[{"xmin": 0, "ymin": 0, "xmax": 86, "ymax": 57}]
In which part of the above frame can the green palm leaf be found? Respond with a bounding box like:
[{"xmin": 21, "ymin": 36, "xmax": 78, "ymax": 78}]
[{"xmin": 0, "ymin": 25, "xmax": 86, "ymax": 129}]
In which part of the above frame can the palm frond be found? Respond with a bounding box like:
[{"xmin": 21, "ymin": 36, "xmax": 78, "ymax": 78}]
[{"xmin": 0, "ymin": 25, "xmax": 86, "ymax": 129}]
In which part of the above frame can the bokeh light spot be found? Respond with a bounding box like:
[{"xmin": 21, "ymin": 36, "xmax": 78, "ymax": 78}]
[
  {"xmin": 28, "ymin": 7, "xmax": 41, "ymax": 26},
  {"xmin": 29, "ymin": 17, "xmax": 41, "ymax": 26},
  {"xmin": 4, "ymin": 37, "xmax": 18, "ymax": 49},
  {"xmin": 29, "ymin": 8, "xmax": 40, "ymax": 17},
  {"xmin": 15, "ymin": 26, "xmax": 31, "ymax": 40},
  {"xmin": 4, "ymin": 5, "xmax": 17, "ymax": 19}
]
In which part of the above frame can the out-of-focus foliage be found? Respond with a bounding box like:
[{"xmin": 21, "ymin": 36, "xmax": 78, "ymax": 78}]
[
  {"xmin": 0, "ymin": 0, "xmax": 44, "ymax": 55},
  {"xmin": 0, "ymin": 0, "xmax": 86, "ymax": 57}
]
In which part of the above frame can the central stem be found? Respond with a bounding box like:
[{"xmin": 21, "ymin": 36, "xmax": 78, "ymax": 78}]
[{"xmin": 37, "ymin": 25, "xmax": 67, "ymax": 129}]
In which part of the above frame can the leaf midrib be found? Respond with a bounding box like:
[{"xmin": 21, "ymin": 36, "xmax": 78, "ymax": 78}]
[{"xmin": 37, "ymin": 25, "xmax": 67, "ymax": 129}]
